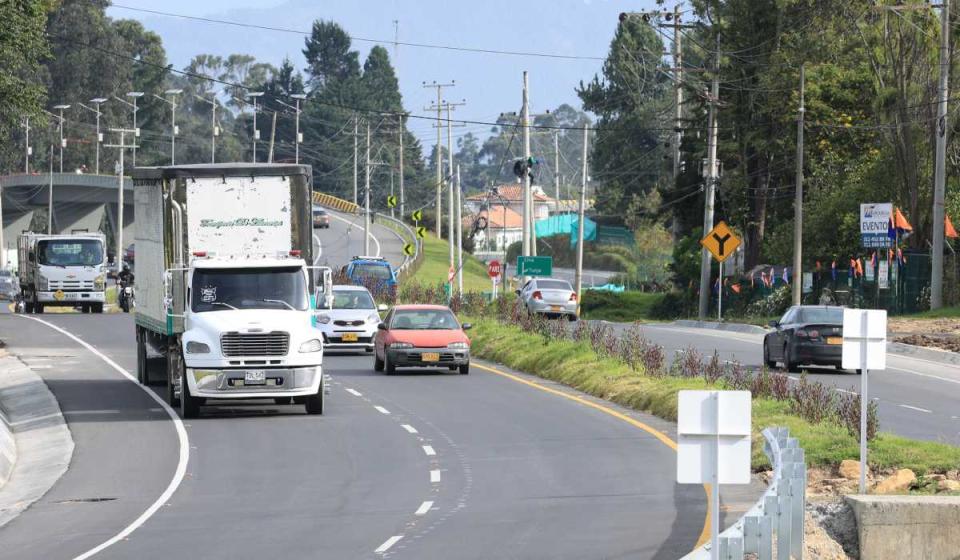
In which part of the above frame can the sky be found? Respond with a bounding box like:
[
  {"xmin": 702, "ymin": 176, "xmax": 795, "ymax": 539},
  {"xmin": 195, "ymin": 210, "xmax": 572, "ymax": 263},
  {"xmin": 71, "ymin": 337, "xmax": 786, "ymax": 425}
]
[{"xmin": 105, "ymin": 0, "xmax": 665, "ymax": 149}]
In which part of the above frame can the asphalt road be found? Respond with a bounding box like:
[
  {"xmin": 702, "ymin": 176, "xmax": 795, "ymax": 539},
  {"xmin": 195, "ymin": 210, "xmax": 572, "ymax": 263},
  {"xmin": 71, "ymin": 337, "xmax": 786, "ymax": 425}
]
[
  {"xmin": 626, "ymin": 322, "xmax": 960, "ymax": 446},
  {"xmin": 0, "ymin": 311, "xmax": 705, "ymax": 559},
  {"xmin": 313, "ymin": 209, "xmax": 407, "ymax": 271}
]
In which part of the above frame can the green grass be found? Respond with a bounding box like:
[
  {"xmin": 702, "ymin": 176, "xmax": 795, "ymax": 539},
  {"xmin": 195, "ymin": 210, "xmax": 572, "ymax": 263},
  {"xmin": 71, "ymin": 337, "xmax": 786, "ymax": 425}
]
[
  {"xmin": 467, "ymin": 318, "xmax": 960, "ymax": 473},
  {"xmin": 580, "ymin": 291, "xmax": 664, "ymax": 322},
  {"xmin": 906, "ymin": 306, "xmax": 960, "ymax": 319},
  {"xmin": 410, "ymin": 235, "xmax": 492, "ymax": 292}
]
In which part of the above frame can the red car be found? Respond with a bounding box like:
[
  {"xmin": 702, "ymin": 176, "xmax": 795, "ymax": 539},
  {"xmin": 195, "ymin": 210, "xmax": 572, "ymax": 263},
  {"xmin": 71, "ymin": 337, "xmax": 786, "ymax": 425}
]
[{"xmin": 374, "ymin": 304, "xmax": 471, "ymax": 375}]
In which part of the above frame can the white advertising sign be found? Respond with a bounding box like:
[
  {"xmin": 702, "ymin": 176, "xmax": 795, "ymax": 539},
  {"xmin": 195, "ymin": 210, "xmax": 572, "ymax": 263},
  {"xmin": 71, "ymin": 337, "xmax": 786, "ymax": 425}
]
[
  {"xmin": 878, "ymin": 261, "xmax": 889, "ymax": 289},
  {"xmin": 860, "ymin": 203, "xmax": 893, "ymax": 249},
  {"xmin": 842, "ymin": 309, "xmax": 887, "ymax": 371}
]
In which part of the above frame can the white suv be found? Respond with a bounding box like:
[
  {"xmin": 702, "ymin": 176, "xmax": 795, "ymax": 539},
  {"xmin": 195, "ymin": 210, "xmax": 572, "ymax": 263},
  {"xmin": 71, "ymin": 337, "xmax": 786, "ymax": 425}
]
[{"xmin": 314, "ymin": 285, "xmax": 386, "ymax": 352}]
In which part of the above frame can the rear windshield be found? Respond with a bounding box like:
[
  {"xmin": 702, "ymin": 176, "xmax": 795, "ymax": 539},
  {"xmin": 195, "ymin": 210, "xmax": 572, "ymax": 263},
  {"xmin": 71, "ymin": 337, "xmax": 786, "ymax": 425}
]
[
  {"xmin": 313, "ymin": 208, "xmax": 327, "ymax": 215},
  {"xmin": 353, "ymin": 263, "xmax": 392, "ymax": 280},
  {"xmin": 536, "ymin": 279, "xmax": 571, "ymax": 290},
  {"xmin": 798, "ymin": 308, "xmax": 842, "ymax": 324}
]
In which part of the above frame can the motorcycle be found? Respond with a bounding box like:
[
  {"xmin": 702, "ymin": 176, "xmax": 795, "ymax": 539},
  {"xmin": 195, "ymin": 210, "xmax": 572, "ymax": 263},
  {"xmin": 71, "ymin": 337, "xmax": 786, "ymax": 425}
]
[{"xmin": 118, "ymin": 280, "xmax": 135, "ymax": 313}]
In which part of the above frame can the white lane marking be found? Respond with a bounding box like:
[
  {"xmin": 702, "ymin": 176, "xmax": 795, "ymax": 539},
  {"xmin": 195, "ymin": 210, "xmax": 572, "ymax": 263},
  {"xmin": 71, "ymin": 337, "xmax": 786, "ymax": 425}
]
[
  {"xmin": 835, "ymin": 389, "xmax": 856, "ymax": 395},
  {"xmin": 345, "ymin": 388, "xmax": 362, "ymax": 397},
  {"xmin": 29, "ymin": 365, "xmax": 52, "ymax": 369},
  {"xmin": 328, "ymin": 212, "xmax": 381, "ymax": 257},
  {"xmin": 898, "ymin": 404, "xmax": 933, "ymax": 414},
  {"xmin": 18, "ymin": 316, "xmax": 190, "ymax": 560},
  {"xmin": 63, "ymin": 409, "xmax": 121, "ymax": 415},
  {"xmin": 430, "ymin": 469, "xmax": 441, "ymax": 483},
  {"xmin": 414, "ymin": 501, "xmax": 434, "ymax": 516},
  {"xmin": 374, "ymin": 405, "xmax": 390, "ymax": 415},
  {"xmin": 401, "ymin": 424, "xmax": 418, "ymax": 434},
  {"xmin": 886, "ymin": 365, "xmax": 960, "ymax": 386},
  {"xmin": 375, "ymin": 535, "xmax": 403, "ymax": 554},
  {"xmin": 422, "ymin": 445, "xmax": 436, "ymax": 456},
  {"xmin": 312, "ymin": 233, "xmax": 323, "ymax": 264}
]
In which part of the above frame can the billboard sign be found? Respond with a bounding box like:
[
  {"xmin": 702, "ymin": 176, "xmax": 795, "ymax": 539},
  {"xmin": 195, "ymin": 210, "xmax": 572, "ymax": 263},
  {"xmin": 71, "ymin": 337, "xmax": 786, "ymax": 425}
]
[{"xmin": 860, "ymin": 203, "xmax": 892, "ymax": 248}]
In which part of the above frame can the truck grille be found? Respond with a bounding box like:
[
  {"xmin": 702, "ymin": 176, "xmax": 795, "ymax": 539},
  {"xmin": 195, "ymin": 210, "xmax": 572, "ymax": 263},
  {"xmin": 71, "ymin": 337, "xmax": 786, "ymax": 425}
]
[
  {"xmin": 49, "ymin": 279, "xmax": 95, "ymax": 290},
  {"xmin": 220, "ymin": 332, "xmax": 290, "ymax": 357}
]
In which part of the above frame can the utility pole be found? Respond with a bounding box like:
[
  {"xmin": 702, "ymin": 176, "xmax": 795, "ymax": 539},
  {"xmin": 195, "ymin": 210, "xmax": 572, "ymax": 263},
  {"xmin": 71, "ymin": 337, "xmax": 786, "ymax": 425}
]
[
  {"xmin": 247, "ymin": 92, "xmax": 264, "ymax": 163},
  {"xmin": 364, "ymin": 122, "xmax": 371, "ymax": 255},
  {"xmin": 91, "ymin": 98, "xmax": 106, "ymax": 173},
  {"xmin": 697, "ymin": 34, "xmax": 721, "ymax": 320},
  {"xmin": 22, "ymin": 117, "xmax": 31, "ymax": 174},
  {"xmin": 353, "ymin": 114, "xmax": 359, "ymax": 204},
  {"xmin": 196, "ymin": 94, "xmax": 218, "ymax": 163},
  {"xmin": 48, "ymin": 145, "xmax": 54, "ymax": 233},
  {"xmin": 522, "ymin": 71, "xmax": 531, "ymax": 259},
  {"xmin": 932, "ymin": 0, "xmax": 951, "ymax": 309},
  {"xmin": 575, "ymin": 124, "xmax": 589, "ymax": 307},
  {"xmin": 423, "ymin": 81, "xmax": 455, "ymax": 238},
  {"xmin": 398, "ymin": 113, "xmax": 405, "ymax": 220},
  {"xmin": 292, "ymin": 94, "xmax": 306, "ymax": 164},
  {"xmin": 445, "ymin": 100, "xmax": 466, "ymax": 272},
  {"xmin": 792, "ymin": 65, "xmax": 805, "ymax": 306},
  {"xmin": 554, "ymin": 131, "xmax": 561, "ymax": 214},
  {"xmin": 456, "ymin": 164, "xmax": 464, "ymax": 294},
  {"xmin": 267, "ymin": 111, "xmax": 278, "ymax": 163},
  {"xmin": 105, "ymin": 129, "xmax": 136, "ymax": 269},
  {"xmin": 53, "ymin": 104, "xmax": 70, "ymax": 173},
  {"xmin": 672, "ymin": 5, "xmax": 684, "ymax": 238}
]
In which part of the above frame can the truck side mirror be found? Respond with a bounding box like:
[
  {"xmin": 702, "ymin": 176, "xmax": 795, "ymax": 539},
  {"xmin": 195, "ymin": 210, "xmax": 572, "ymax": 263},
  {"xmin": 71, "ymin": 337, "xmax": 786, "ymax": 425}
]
[{"xmin": 28, "ymin": 251, "xmax": 35, "ymax": 261}]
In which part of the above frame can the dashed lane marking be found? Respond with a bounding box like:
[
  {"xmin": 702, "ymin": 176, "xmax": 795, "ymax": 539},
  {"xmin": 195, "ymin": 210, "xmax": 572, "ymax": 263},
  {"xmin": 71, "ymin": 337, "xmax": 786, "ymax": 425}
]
[
  {"xmin": 374, "ymin": 405, "xmax": 390, "ymax": 415},
  {"xmin": 430, "ymin": 469, "xmax": 441, "ymax": 483},
  {"xmin": 898, "ymin": 404, "xmax": 933, "ymax": 414},
  {"xmin": 414, "ymin": 501, "xmax": 434, "ymax": 516},
  {"xmin": 374, "ymin": 536, "xmax": 403, "ymax": 554},
  {"xmin": 345, "ymin": 388, "xmax": 362, "ymax": 397},
  {"xmin": 401, "ymin": 424, "xmax": 418, "ymax": 434},
  {"xmin": 422, "ymin": 445, "xmax": 436, "ymax": 456}
]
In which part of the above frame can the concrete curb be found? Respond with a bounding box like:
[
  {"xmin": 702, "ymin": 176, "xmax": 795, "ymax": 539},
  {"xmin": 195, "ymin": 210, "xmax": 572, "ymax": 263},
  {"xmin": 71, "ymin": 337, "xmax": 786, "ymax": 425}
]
[
  {"xmin": 0, "ymin": 351, "xmax": 74, "ymax": 528},
  {"xmin": 671, "ymin": 319, "xmax": 769, "ymax": 336},
  {"xmin": 887, "ymin": 341, "xmax": 960, "ymax": 366}
]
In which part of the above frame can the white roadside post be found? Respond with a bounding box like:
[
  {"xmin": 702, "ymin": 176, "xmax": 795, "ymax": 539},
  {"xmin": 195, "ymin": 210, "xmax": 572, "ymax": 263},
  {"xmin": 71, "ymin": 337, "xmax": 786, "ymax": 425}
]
[
  {"xmin": 678, "ymin": 390, "xmax": 752, "ymax": 560},
  {"xmin": 841, "ymin": 308, "xmax": 887, "ymax": 494}
]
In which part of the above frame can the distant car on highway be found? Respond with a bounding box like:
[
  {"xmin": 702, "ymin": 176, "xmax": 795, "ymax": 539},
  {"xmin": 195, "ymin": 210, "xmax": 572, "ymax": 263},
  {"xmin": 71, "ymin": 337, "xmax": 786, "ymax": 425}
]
[
  {"xmin": 314, "ymin": 285, "xmax": 387, "ymax": 353},
  {"xmin": 763, "ymin": 305, "xmax": 851, "ymax": 373},
  {"xmin": 374, "ymin": 304, "xmax": 471, "ymax": 375},
  {"xmin": 0, "ymin": 270, "xmax": 19, "ymax": 301},
  {"xmin": 517, "ymin": 277, "xmax": 578, "ymax": 321},
  {"xmin": 312, "ymin": 206, "xmax": 331, "ymax": 228}
]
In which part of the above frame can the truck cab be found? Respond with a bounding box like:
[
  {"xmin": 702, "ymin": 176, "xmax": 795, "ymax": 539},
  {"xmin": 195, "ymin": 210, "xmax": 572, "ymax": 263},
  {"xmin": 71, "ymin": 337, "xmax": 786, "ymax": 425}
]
[{"xmin": 17, "ymin": 232, "xmax": 107, "ymax": 313}]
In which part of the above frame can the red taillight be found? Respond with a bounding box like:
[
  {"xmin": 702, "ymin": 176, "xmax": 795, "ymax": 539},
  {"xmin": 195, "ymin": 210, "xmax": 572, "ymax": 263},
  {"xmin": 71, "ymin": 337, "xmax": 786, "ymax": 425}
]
[
  {"xmin": 795, "ymin": 329, "xmax": 808, "ymax": 338},
  {"xmin": 569, "ymin": 292, "xmax": 578, "ymax": 302},
  {"xmin": 289, "ymin": 250, "xmax": 302, "ymax": 257},
  {"xmin": 532, "ymin": 290, "xmax": 543, "ymax": 300},
  {"xmin": 192, "ymin": 251, "xmax": 207, "ymax": 257},
  {"xmin": 808, "ymin": 330, "xmax": 820, "ymax": 339}
]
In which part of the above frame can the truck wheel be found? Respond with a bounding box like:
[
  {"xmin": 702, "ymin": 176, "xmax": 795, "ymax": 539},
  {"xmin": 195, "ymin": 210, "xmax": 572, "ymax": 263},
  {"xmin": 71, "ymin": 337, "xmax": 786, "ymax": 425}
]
[
  {"xmin": 304, "ymin": 390, "xmax": 324, "ymax": 415},
  {"xmin": 136, "ymin": 327, "xmax": 149, "ymax": 385},
  {"xmin": 180, "ymin": 362, "xmax": 201, "ymax": 419},
  {"xmin": 93, "ymin": 303, "xmax": 103, "ymax": 314},
  {"xmin": 24, "ymin": 300, "xmax": 34, "ymax": 314},
  {"xmin": 167, "ymin": 343, "xmax": 181, "ymax": 407},
  {"xmin": 34, "ymin": 300, "xmax": 43, "ymax": 314}
]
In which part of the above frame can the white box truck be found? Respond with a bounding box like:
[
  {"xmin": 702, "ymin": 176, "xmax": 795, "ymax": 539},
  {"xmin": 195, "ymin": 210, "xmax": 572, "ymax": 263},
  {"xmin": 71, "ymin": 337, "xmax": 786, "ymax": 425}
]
[
  {"xmin": 17, "ymin": 232, "xmax": 107, "ymax": 313},
  {"xmin": 133, "ymin": 163, "xmax": 331, "ymax": 418}
]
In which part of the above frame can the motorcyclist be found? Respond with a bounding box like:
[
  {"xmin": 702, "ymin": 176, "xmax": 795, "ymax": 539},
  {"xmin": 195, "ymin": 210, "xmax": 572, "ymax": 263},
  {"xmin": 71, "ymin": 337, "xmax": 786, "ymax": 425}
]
[{"xmin": 117, "ymin": 265, "xmax": 135, "ymax": 312}]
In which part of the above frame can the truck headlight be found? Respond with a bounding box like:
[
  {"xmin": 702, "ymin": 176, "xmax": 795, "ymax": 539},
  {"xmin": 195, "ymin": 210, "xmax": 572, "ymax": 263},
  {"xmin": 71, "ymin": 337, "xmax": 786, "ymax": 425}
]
[
  {"xmin": 389, "ymin": 342, "xmax": 413, "ymax": 349},
  {"xmin": 315, "ymin": 314, "xmax": 331, "ymax": 324},
  {"xmin": 447, "ymin": 342, "xmax": 469, "ymax": 349},
  {"xmin": 94, "ymin": 274, "xmax": 105, "ymax": 290},
  {"xmin": 38, "ymin": 274, "xmax": 49, "ymax": 291},
  {"xmin": 185, "ymin": 341, "xmax": 210, "ymax": 354},
  {"xmin": 299, "ymin": 339, "xmax": 323, "ymax": 353}
]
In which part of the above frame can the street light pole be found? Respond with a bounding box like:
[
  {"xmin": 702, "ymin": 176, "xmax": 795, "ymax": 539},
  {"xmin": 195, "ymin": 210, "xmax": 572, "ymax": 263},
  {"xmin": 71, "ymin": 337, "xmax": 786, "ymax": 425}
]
[
  {"xmin": 292, "ymin": 94, "xmax": 306, "ymax": 164},
  {"xmin": 22, "ymin": 117, "xmax": 31, "ymax": 174},
  {"xmin": 247, "ymin": 92, "xmax": 264, "ymax": 163},
  {"xmin": 575, "ymin": 125, "xmax": 589, "ymax": 306},
  {"xmin": 931, "ymin": 0, "xmax": 951, "ymax": 309},
  {"xmin": 196, "ymin": 94, "xmax": 218, "ymax": 163},
  {"xmin": 152, "ymin": 89, "xmax": 183, "ymax": 165},
  {"xmin": 53, "ymin": 104, "xmax": 70, "ymax": 173},
  {"xmin": 78, "ymin": 100, "xmax": 107, "ymax": 174},
  {"xmin": 126, "ymin": 92, "xmax": 143, "ymax": 166},
  {"xmin": 105, "ymin": 129, "xmax": 137, "ymax": 269}
]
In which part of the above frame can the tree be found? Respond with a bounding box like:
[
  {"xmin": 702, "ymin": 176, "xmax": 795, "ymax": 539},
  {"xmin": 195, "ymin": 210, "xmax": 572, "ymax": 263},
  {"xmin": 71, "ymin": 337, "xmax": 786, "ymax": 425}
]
[{"xmin": 303, "ymin": 20, "xmax": 360, "ymax": 91}]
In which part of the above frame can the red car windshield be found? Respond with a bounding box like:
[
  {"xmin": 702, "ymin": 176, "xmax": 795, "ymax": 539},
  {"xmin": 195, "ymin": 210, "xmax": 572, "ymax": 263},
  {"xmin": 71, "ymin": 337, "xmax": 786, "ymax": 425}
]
[{"xmin": 391, "ymin": 309, "xmax": 459, "ymax": 330}]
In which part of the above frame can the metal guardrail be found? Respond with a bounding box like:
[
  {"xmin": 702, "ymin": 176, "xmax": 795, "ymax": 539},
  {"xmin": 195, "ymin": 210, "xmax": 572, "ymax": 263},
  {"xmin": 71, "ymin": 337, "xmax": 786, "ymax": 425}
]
[
  {"xmin": 373, "ymin": 212, "xmax": 420, "ymax": 276},
  {"xmin": 312, "ymin": 192, "xmax": 360, "ymax": 214},
  {"xmin": 682, "ymin": 427, "xmax": 807, "ymax": 560}
]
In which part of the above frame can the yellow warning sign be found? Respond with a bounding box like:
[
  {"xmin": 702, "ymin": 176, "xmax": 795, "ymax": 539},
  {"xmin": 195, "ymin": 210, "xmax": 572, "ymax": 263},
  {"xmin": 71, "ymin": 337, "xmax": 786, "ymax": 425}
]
[{"xmin": 701, "ymin": 221, "xmax": 741, "ymax": 263}]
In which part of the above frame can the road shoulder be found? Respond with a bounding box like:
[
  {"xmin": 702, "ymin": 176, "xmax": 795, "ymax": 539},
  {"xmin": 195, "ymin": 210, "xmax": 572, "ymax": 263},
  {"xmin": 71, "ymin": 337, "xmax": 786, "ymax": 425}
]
[{"xmin": 0, "ymin": 349, "xmax": 74, "ymax": 528}]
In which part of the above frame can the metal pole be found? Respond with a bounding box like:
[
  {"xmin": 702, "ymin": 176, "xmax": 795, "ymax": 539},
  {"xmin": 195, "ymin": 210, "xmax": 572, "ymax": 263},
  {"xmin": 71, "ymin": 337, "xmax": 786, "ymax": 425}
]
[
  {"xmin": 793, "ymin": 65, "xmax": 805, "ymax": 306},
  {"xmin": 118, "ymin": 132, "xmax": 125, "ymax": 268},
  {"xmin": 171, "ymin": 96, "xmax": 177, "ymax": 165},
  {"xmin": 390, "ymin": 170, "xmax": 395, "ymax": 219},
  {"xmin": 859, "ymin": 312, "xmax": 869, "ymax": 494},
  {"xmin": 58, "ymin": 109, "xmax": 64, "ymax": 174},
  {"xmin": 522, "ymin": 71, "xmax": 531, "ymax": 259},
  {"xmin": 267, "ymin": 111, "xmax": 277, "ymax": 163},
  {"xmin": 398, "ymin": 113, "xmax": 405, "ymax": 220},
  {"xmin": 94, "ymin": 108, "xmax": 100, "ymax": 173},
  {"xmin": 447, "ymin": 103, "xmax": 455, "ymax": 271},
  {"xmin": 0, "ymin": 183, "xmax": 4, "ymax": 268},
  {"xmin": 575, "ymin": 125, "xmax": 589, "ymax": 309},
  {"xmin": 364, "ymin": 122, "xmax": 371, "ymax": 256},
  {"xmin": 252, "ymin": 97, "xmax": 258, "ymax": 163},
  {"xmin": 711, "ymin": 392, "xmax": 721, "ymax": 560},
  {"xmin": 212, "ymin": 100, "xmax": 217, "ymax": 164},
  {"xmin": 932, "ymin": 0, "xmax": 951, "ymax": 309},
  {"xmin": 353, "ymin": 114, "xmax": 359, "ymax": 204},
  {"xmin": 718, "ymin": 260, "xmax": 723, "ymax": 320},
  {"xmin": 456, "ymin": 164, "xmax": 463, "ymax": 294},
  {"xmin": 698, "ymin": 34, "xmax": 721, "ymax": 319},
  {"xmin": 554, "ymin": 131, "xmax": 561, "ymax": 214},
  {"xmin": 295, "ymin": 98, "xmax": 301, "ymax": 164},
  {"xmin": 437, "ymin": 91, "xmax": 443, "ymax": 239},
  {"xmin": 131, "ymin": 99, "xmax": 137, "ymax": 167},
  {"xmin": 672, "ymin": 4, "xmax": 683, "ymax": 191},
  {"xmin": 24, "ymin": 117, "xmax": 30, "ymax": 174},
  {"xmin": 48, "ymin": 145, "xmax": 54, "ymax": 234}
]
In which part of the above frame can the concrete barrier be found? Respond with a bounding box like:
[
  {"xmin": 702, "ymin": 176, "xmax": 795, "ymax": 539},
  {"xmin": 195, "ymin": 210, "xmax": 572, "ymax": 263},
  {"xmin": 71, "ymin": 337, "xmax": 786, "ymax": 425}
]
[{"xmin": 846, "ymin": 495, "xmax": 960, "ymax": 559}]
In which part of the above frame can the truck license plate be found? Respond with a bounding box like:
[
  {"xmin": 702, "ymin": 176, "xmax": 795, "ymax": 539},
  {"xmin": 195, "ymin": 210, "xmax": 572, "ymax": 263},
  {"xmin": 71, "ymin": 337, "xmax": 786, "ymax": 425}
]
[
  {"xmin": 244, "ymin": 370, "xmax": 266, "ymax": 385},
  {"xmin": 342, "ymin": 333, "xmax": 358, "ymax": 342},
  {"xmin": 422, "ymin": 353, "xmax": 440, "ymax": 362}
]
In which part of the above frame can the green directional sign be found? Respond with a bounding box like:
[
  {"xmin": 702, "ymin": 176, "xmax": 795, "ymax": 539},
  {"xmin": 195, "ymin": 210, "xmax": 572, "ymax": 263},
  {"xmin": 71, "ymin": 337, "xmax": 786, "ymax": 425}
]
[
  {"xmin": 415, "ymin": 226, "xmax": 427, "ymax": 240},
  {"xmin": 387, "ymin": 195, "xmax": 397, "ymax": 208},
  {"xmin": 411, "ymin": 209, "xmax": 423, "ymax": 222},
  {"xmin": 517, "ymin": 255, "xmax": 553, "ymax": 277}
]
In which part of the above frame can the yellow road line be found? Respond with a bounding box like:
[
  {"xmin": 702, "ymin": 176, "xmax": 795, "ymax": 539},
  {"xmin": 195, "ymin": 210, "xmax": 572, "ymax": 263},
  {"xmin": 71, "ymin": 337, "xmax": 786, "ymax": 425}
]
[{"xmin": 473, "ymin": 362, "xmax": 713, "ymax": 550}]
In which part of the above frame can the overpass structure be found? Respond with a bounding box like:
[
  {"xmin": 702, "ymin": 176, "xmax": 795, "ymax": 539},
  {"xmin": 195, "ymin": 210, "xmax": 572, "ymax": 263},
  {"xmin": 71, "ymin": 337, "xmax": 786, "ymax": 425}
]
[{"xmin": 0, "ymin": 173, "xmax": 133, "ymax": 265}]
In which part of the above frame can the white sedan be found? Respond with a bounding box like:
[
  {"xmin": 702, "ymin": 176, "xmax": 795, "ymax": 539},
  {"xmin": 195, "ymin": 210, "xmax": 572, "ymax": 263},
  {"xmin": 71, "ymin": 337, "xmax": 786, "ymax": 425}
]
[{"xmin": 314, "ymin": 285, "xmax": 386, "ymax": 352}]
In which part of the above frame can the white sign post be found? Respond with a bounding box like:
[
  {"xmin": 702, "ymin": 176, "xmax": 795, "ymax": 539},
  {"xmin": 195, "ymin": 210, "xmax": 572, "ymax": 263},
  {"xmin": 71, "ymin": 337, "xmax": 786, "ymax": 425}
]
[
  {"xmin": 678, "ymin": 390, "xmax": 752, "ymax": 560},
  {"xmin": 842, "ymin": 309, "xmax": 887, "ymax": 494}
]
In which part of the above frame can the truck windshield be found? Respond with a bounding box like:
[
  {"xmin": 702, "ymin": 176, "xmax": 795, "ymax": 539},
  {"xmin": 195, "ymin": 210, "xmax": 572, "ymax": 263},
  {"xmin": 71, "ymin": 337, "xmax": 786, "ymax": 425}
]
[
  {"xmin": 191, "ymin": 267, "xmax": 308, "ymax": 312},
  {"xmin": 37, "ymin": 239, "xmax": 103, "ymax": 267}
]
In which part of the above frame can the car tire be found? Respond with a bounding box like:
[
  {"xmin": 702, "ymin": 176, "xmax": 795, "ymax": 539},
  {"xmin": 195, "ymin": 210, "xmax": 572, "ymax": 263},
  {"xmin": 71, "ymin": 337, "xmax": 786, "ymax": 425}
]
[
  {"xmin": 365, "ymin": 347, "xmax": 374, "ymax": 353},
  {"xmin": 305, "ymin": 390, "xmax": 324, "ymax": 415},
  {"xmin": 385, "ymin": 354, "xmax": 396, "ymax": 375},
  {"xmin": 24, "ymin": 300, "xmax": 34, "ymax": 313},
  {"xmin": 34, "ymin": 298, "xmax": 43, "ymax": 314},
  {"xmin": 275, "ymin": 397, "xmax": 294, "ymax": 405},
  {"xmin": 93, "ymin": 303, "xmax": 103, "ymax": 314},
  {"xmin": 180, "ymin": 359, "xmax": 201, "ymax": 419},
  {"xmin": 167, "ymin": 344, "xmax": 181, "ymax": 407},
  {"xmin": 783, "ymin": 344, "xmax": 798, "ymax": 372},
  {"xmin": 763, "ymin": 340, "xmax": 777, "ymax": 369},
  {"xmin": 374, "ymin": 352, "xmax": 384, "ymax": 372},
  {"xmin": 459, "ymin": 362, "xmax": 470, "ymax": 375}
]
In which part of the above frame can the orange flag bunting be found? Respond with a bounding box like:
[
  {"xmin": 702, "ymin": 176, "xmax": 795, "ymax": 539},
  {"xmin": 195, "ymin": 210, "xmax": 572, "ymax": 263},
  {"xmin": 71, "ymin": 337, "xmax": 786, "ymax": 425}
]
[
  {"xmin": 893, "ymin": 207, "xmax": 913, "ymax": 232},
  {"xmin": 947, "ymin": 215, "xmax": 959, "ymax": 239},
  {"xmin": 731, "ymin": 284, "xmax": 741, "ymax": 294}
]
